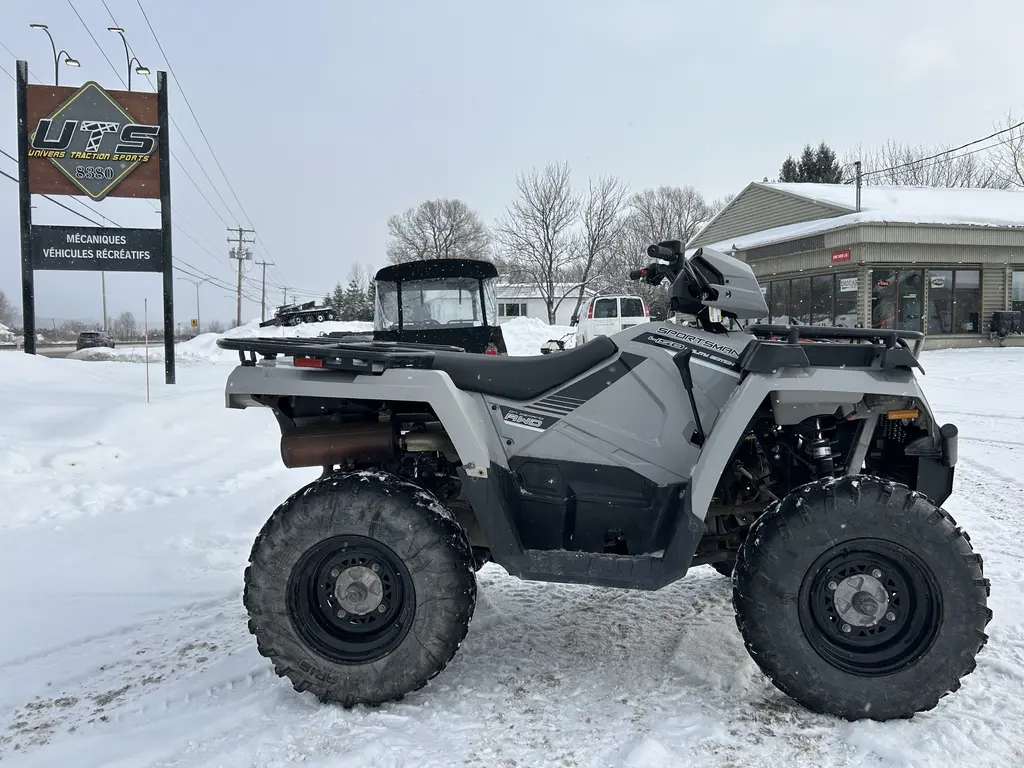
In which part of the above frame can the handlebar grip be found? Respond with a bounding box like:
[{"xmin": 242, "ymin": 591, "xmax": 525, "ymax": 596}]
[
  {"xmin": 629, "ymin": 269, "xmax": 644, "ymax": 281},
  {"xmin": 647, "ymin": 244, "xmax": 673, "ymax": 258}
]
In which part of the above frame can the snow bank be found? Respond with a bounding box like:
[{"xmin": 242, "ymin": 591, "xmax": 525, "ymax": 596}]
[
  {"xmin": 66, "ymin": 317, "xmax": 575, "ymax": 364},
  {"xmin": 66, "ymin": 319, "xmax": 375, "ymax": 365}
]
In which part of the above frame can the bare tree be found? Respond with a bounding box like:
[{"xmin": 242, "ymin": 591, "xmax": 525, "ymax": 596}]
[
  {"xmin": 493, "ymin": 162, "xmax": 581, "ymax": 324},
  {"xmin": 708, "ymin": 193, "xmax": 736, "ymax": 218},
  {"xmin": 111, "ymin": 311, "xmax": 138, "ymax": 340},
  {"xmin": 207, "ymin": 319, "xmax": 226, "ymax": 334},
  {"xmin": 567, "ymin": 175, "xmax": 630, "ymax": 318},
  {"xmin": 843, "ymin": 140, "xmax": 1008, "ymax": 188},
  {"xmin": 386, "ymin": 199, "xmax": 492, "ymax": 264},
  {"xmin": 0, "ymin": 290, "xmax": 17, "ymax": 328},
  {"xmin": 990, "ymin": 110, "xmax": 1024, "ymax": 189},
  {"xmin": 594, "ymin": 186, "xmax": 716, "ymax": 320},
  {"xmin": 629, "ymin": 186, "xmax": 714, "ymax": 247}
]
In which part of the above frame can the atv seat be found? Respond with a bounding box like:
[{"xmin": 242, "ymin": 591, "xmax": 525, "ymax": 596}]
[{"xmin": 429, "ymin": 336, "xmax": 618, "ymax": 401}]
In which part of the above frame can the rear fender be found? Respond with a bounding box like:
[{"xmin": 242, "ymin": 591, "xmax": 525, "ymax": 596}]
[{"xmin": 224, "ymin": 363, "xmax": 503, "ymax": 473}]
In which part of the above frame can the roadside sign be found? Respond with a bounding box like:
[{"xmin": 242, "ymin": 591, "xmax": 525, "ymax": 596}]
[{"xmin": 31, "ymin": 225, "xmax": 162, "ymax": 272}]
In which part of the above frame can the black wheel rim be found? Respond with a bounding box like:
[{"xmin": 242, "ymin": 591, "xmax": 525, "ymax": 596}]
[
  {"xmin": 287, "ymin": 534, "xmax": 415, "ymax": 665},
  {"xmin": 798, "ymin": 538, "xmax": 941, "ymax": 677}
]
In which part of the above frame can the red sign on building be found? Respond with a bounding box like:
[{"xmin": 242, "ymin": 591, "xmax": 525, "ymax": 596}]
[{"xmin": 831, "ymin": 249, "xmax": 851, "ymax": 263}]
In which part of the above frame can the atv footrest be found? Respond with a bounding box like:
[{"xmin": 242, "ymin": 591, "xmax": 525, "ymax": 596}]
[{"xmin": 517, "ymin": 549, "xmax": 662, "ymax": 590}]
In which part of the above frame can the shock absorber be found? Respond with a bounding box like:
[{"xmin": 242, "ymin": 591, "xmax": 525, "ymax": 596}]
[{"xmin": 806, "ymin": 417, "xmax": 835, "ymax": 476}]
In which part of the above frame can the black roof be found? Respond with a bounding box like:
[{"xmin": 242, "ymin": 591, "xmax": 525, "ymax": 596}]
[{"xmin": 374, "ymin": 258, "xmax": 499, "ymax": 283}]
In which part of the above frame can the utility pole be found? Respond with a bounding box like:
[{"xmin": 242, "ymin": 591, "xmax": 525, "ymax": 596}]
[
  {"xmin": 256, "ymin": 260, "xmax": 272, "ymax": 321},
  {"xmin": 855, "ymin": 160, "xmax": 862, "ymax": 212},
  {"xmin": 227, "ymin": 226, "xmax": 255, "ymax": 327},
  {"xmin": 282, "ymin": 286, "xmax": 288, "ymax": 306},
  {"xmin": 101, "ymin": 272, "xmax": 108, "ymax": 332}
]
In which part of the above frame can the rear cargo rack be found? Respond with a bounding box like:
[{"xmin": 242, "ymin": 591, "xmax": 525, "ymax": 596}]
[
  {"xmin": 741, "ymin": 324, "xmax": 926, "ymax": 374},
  {"xmin": 215, "ymin": 336, "xmax": 464, "ymax": 373}
]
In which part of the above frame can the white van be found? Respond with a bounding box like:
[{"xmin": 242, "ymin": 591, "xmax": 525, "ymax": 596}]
[{"xmin": 572, "ymin": 294, "xmax": 649, "ymax": 345}]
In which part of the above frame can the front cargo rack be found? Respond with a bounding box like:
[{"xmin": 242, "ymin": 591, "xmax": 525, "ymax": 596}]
[
  {"xmin": 216, "ymin": 336, "xmax": 466, "ymax": 373},
  {"xmin": 740, "ymin": 324, "xmax": 927, "ymax": 374}
]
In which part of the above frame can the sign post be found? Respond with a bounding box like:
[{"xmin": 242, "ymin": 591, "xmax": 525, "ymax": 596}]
[
  {"xmin": 15, "ymin": 61, "xmax": 175, "ymax": 384},
  {"xmin": 16, "ymin": 61, "xmax": 35, "ymax": 355}
]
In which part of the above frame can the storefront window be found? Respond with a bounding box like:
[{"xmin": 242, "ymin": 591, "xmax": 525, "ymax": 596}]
[
  {"xmin": 897, "ymin": 270, "xmax": 923, "ymax": 332},
  {"xmin": 1012, "ymin": 271, "xmax": 1024, "ymax": 313},
  {"xmin": 872, "ymin": 270, "xmax": 897, "ymax": 329},
  {"xmin": 927, "ymin": 270, "xmax": 953, "ymax": 333},
  {"xmin": 755, "ymin": 284, "xmax": 770, "ymax": 324},
  {"xmin": 790, "ymin": 277, "xmax": 811, "ymax": 325},
  {"xmin": 835, "ymin": 273, "xmax": 858, "ymax": 327},
  {"xmin": 811, "ymin": 275, "xmax": 834, "ymax": 325},
  {"xmin": 953, "ymin": 270, "xmax": 980, "ymax": 333},
  {"xmin": 770, "ymin": 280, "xmax": 789, "ymax": 324}
]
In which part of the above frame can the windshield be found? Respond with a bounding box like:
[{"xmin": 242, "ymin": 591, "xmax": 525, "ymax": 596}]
[{"xmin": 375, "ymin": 276, "xmax": 493, "ymax": 330}]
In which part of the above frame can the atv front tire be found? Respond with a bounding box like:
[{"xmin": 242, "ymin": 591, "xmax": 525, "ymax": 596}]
[
  {"xmin": 711, "ymin": 560, "xmax": 734, "ymax": 578},
  {"xmin": 733, "ymin": 475, "xmax": 990, "ymax": 721},
  {"xmin": 244, "ymin": 472, "xmax": 477, "ymax": 706}
]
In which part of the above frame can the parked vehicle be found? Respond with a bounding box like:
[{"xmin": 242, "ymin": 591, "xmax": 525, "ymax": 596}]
[
  {"xmin": 216, "ymin": 239, "xmax": 987, "ymax": 722},
  {"xmin": 572, "ymin": 294, "xmax": 649, "ymax": 345},
  {"xmin": 75, "ymin": 331, "xmax": 115, "ymax": 350},
  {"xmin": 326, "ymin": 259, "xmax": 508, "ymax": 354}
]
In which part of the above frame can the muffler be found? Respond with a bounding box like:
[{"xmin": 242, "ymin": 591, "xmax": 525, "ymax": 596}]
[
  {"xmin": 280, "ymin": 422, "xmax": 395, "ymax": 468},
  {"xmin": 279, "ymin": 421, "xmax": 458, "ymax": 469}
]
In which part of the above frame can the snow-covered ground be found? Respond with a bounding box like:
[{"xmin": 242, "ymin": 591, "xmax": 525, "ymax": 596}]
[{"xmin": 0, "ymin": 328, "xmax": 1022, "ymax": 767}]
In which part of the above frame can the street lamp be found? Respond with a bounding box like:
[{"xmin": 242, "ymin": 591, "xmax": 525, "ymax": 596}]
[
  {"xmin": 176, "ymin": 276, "xmax": 209, "ymax": 335},
  {"xmin": 107, "ymin": 27, "xmax": 150, "ymax": 90},
  {"xmin": 29, "ymin": 24, "xmax": 80, "ymax": 86}
]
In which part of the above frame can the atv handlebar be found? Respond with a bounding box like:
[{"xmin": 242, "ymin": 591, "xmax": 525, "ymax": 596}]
[{"xmin": 629, "ymin": 240, "xmax": 688, "ymax": 287}]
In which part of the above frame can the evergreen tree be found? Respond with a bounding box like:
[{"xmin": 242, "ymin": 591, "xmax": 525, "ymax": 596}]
[
  {"xmin": 777, "ymin": 142, "xmax": 844, "ymax": 183},
  {"xmin": 365, "ymin": 280, "xmax": 377, "ymax": 323},
  {"xmin": 342, "ymin": 277, "xmax": 369, "ymax": 321},
  {"xmin": 325, "ymin": 282, "xmax": 346, "ymax": 315}
]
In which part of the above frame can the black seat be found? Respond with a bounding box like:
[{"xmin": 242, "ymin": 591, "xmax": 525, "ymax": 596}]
[{"xmin": 430, "ymin": 336, "xmax": 618, "ymax": 400}]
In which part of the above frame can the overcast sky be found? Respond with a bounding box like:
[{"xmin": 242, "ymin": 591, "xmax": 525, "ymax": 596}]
[{"xmin": 2, "ymin": 0, "xmax": 1022, "ymax": 328}]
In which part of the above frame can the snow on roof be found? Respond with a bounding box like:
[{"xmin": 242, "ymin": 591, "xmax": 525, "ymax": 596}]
[
  {"xmin": 699, "ymin": 183, "xmax": 1024, "ymax": 253},
  {"xmin": 771, "ymin": 182, "xmax": 1024, "ymax": 225}
]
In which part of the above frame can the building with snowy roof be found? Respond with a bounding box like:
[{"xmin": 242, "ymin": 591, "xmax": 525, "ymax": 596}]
[
  {"xmin": 688, "ymin": 182, "xmax": 1024, "ymax": 347},
  {"xmin": 495, "ymin": 283, "xmax": 598, "ymax": 326}
]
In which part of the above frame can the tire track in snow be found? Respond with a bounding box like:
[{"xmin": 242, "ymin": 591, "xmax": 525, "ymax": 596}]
[{"xmin": 0, "ymin": 595, "xmax": 263, "ymax": 761}]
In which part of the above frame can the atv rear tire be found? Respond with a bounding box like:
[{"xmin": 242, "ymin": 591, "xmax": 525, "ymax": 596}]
[
  {"xmin": 733, "ymin": 475, "xmax": 990, "ymax": 721},
  {"xmin": 244, "ymin": 472, "xmax": 477, "ymax": 707}
]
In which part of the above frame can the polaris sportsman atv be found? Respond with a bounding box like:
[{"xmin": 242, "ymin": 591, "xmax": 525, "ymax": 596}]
[{"xmin": 217, "ymin": 240, "xmax": 990, "ymax": 721}]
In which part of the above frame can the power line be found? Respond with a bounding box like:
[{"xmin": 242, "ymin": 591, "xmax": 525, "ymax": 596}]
[
  {"xmin": 1, "ymin": 158, "xmax": 258, "ymax": 300},
  {"xmin": 853, "ymin": 119, "xmax": 1024, "ymax": 182},
  {"xmin": 133, "ymin": 0, "xmax": 295, "ymax": 293},
  {"xmin": 135, "ymin": 0, "xmax": 251, "ymax": 228},
  {"xmin": 0, "ymin": 38, "xmax": 42, "ymax": 82},
  {"xmin": 95, "ymin": 2, "xmax": 239, "ymax": 229},
  {"xmin": 66, "ymin": 0, "xmax": 127, "ymax": 88}
]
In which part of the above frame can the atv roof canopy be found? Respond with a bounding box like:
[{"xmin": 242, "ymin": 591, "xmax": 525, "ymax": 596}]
[
  {"xmin": 374, "ymin": 259, "xmax": 499, "ymax": 282},
  {"xmin": 373, "ymin": 259, "xmax": 500, "ymax": 332}
]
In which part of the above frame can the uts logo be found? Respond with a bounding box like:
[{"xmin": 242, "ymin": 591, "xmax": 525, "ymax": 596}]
[{"xmin": 28, "ymin": 81, "xmax": 160, "ymax": 201}]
